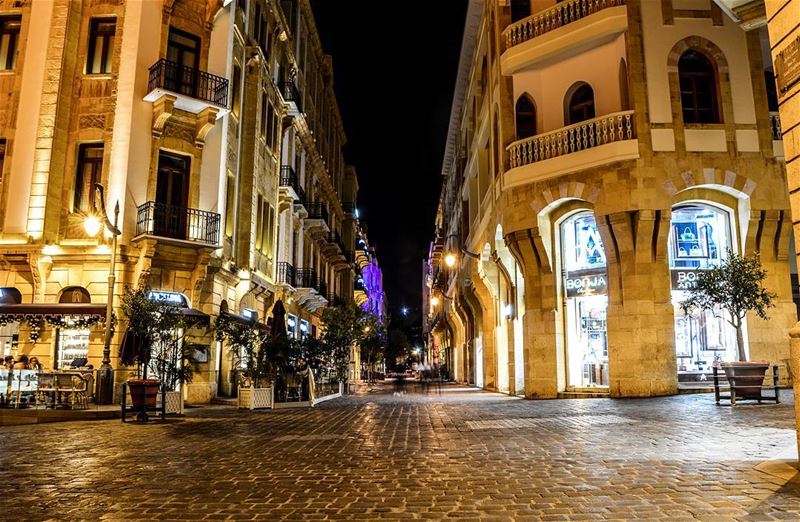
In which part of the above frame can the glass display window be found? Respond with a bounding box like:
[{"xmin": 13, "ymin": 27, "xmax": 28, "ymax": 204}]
[
  {"xmin": 669, "ymin": 204, "xmax": 739, "ymax": 378},
  {"xmin": 561, "ymin": 212, "xmax": 609, "ymax": 389},
  {"xmin": 57, "ymin": 326, "xmax": 90, "ymax": 369}
]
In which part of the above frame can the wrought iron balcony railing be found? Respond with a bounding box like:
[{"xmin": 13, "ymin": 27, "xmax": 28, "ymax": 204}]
[
  {"xmin": 279, "ymin": 165, "xmax": 306, "ymax": 206},
  {"xmin": 277, "ymin": 262, "xmax": 296, "ymax": 286},
  {"xmin": 280, "ymin": 81, "xmax": 303, "ymax": 113},
  {"xmin": 147, "ymin": 58, "xmax": 228, "ymax": 107},
  {"xmin": 504, "ymin": 0, "xmax": 626, "ymax": 50},
  {"xmin": 508, "ymin": 110, "xmax": 636, "ymax": 169},
  {"xmin": 770, "ymin": 112, "xmax": 782, "ymax": 141},
  {"xmin": 295, "ymin": 268, "xmax": 318, "ymax": 290},
  {"xmin": 306, "ymin": 202, "xmax": 329, "ymax": 224},
  {"xmin": 135, "ymin": 202, "xmax": 221, "ymax": 245},
  {"xmin": 326, "ymin": 231, "xmax": 344, "ymax": 252}
]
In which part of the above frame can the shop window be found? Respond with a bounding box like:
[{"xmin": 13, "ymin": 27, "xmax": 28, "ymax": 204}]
[
  {"xmin": 287, "ymin": 314, "xmax": 297, "ymax": 339},
  {"xmin": 678, "ymin": 50, "xmax": 721, "ymax": 124},
  {"xmin": 515, "ymin": 94, "xmax": 536, "ymax": 140},
  {"xmin": 0, "ymin": 16, "xmax": 21, "ymax": 71},
  {"xmin": 560, "ymin": 212, "xmax": 608, "ymax": 389},
  {"xmin": 511, "ymin": 0, "xmax": 530, "ymax": 22},
  {"xmin": 669, "ymin": 204, "xmax": 739, "ymax": 379},
  {"xmin": 55, "ymin": 287, "xmax": 93, "ymax": 369},
  {"xmin": 86, "ymin": 18, "xmax": 115, "ymax": 74},
  {"xmin": 73, "ymin": 144, "xmax": 104, "ymax": 213},
  {"xmin": 565, "ymin": 83, "xmax": 595, "ymax": 125},
  {"xmin": 300, "ymin": 319, "xmax": 309, "ymax": 338},
  {"xmin": 225, "ymin": 171, "xmax": 235, "ymax": 238}
]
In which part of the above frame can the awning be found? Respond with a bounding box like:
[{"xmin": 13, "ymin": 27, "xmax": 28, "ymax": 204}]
[
  {"xmin": 218, "ymin": 311, "xmax": 268, "ymax": 331},
  {"xmin": 181, "ymin": 307, "xmax": 211, "ymax": 327},
  {"xmin": 0, "ymin": 303, "xmax": 107, "ymax": 319}
]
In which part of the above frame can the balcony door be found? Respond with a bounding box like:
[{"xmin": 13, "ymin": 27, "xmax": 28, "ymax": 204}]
[
  {"xmin": 155, "ymin": 151, "xmax": 190, "ymax": 240},
  {"xmin": 166, "ymin": 28, "xmax": 200, "ymax": 98}
]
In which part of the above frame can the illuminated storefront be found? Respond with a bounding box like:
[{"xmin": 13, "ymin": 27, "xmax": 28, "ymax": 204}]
[
  {"xmin": 669, "ymin": 204, "xmax": 739, "ymax": 382},
  {"xmin": 560, "ymin": 212, "xmax": 609, "ymax": 389}
]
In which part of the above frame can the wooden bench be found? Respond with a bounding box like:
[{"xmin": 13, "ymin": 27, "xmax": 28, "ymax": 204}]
[{"xmin": 712, "ymin": 365, "xmax": 780, "ymax": 406}]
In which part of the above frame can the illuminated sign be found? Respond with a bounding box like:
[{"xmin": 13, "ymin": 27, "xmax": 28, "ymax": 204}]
[
  {"xmin": 148, "ymin": 291, "xmax": 188, "ymax": 307},
  {"xmin": 564, "ymin": 269, "xmax": 607, "ymax": 298},
  {"xmin": 670, "ymin": 269, "xmax": 701, "ymax": 291},
  {"xmin": 242, "ymin": 308, "xmax": 257, "ymax": 321}
]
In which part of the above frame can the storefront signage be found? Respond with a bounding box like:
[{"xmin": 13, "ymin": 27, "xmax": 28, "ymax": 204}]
[
  {"xmin": 776, "ymin": 36, "xmax": 800, "ymax": 94},
  {"xmin": 148, "ymin": 291, "xmax": 188, "ymax": 307},
  {"xmin": 564, "ymin": 269, "xmax": 607, "ymax": 298},
  {"xmin": 670, "ymin": 269, "xmax": 702, "ymax": 291},
  {"xmin": 242, "ymin": 308, "xmax": 257, "ymax": 321}
]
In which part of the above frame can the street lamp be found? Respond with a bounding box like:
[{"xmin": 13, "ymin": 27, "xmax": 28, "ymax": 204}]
[
  {"xmin": 444, "ymin": 234, "xmax": 480, "ymax": 268},
  {"xmin": 430, "ymin": 295, "xmax": 440, "ymax": 307},
  {"xmin": 86, "ymin": 183, "xmax": 121, "ymax": 405}
]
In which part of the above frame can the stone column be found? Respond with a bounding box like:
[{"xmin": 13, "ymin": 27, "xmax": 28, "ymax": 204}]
[{"xmin": 506, "ymin": 228, "xmax": 560, "ymax": 399}]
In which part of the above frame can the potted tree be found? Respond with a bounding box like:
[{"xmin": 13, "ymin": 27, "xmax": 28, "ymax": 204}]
[
  {"xmin": 120, "ymin": 287, "xmax": 193, "ymax": 415},
  {"xmin": 680, "ymin": 250, "xmax": 776, "ymax": 400}
]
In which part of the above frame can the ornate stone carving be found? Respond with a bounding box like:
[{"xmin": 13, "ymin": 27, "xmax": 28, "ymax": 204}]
[
  {"xmin": 152, "ymin": 95, "xmax": 176, "ymax": 137},
  {"xmin": 79, "ymin": 114, "xmax": 106, "ymax": 130},
  {"xmin": 195, "ymin": 107, "xmax": 219, "ymax": 148}
]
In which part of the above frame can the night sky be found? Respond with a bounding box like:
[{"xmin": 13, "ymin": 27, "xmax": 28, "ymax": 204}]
[{"xmin": 310, "ymin": 1, "xmax": 469, "ymax": 316}]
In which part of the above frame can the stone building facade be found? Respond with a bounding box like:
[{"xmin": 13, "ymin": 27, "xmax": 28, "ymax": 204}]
[
  {"xmin": 424, "ymin": 0, "xmax": 796, "ymax": 399},
  {"xmin": 0, "ymin": 0, "xmax": 358, "ymax": 404}
]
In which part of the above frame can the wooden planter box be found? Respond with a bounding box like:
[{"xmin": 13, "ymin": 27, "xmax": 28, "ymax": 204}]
[{"xmin": 124, "ymin": 387, "xmax": 183, "ymax": 415}]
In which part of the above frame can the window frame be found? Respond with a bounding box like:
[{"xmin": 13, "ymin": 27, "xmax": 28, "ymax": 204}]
[
  {"xmin": 73, "ymin": 143, "xmax": 105, "ymax": 213},
  {"xmin": 86, "ymin": 17, "xmax": 116, "ymax": 75},
  {"xmin": 678, "ymin": 50, "xmax": 721, "ymax": 125},
  {"xmin": 0, "ymin": 15, "xmax": 22, "ymax": 71}
]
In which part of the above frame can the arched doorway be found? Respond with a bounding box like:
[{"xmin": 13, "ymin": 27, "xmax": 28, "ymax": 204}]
[
  {"xmin": 559, "ymin": 212, "xmax": 609, "ymax": 389},
  {"xmin": 669, "ymin": 203, "xmax": 740, "ymax": 384}
]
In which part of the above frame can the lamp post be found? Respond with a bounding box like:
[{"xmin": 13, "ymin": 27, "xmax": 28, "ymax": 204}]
[{"xmin": 86, "ymin": 183, "xmax": 121, "ymax": 405}]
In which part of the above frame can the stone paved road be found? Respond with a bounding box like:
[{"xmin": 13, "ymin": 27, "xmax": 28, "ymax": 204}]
[{"xmin": 2, "ymin": 383, "xmax": 800, "ymax": 521}]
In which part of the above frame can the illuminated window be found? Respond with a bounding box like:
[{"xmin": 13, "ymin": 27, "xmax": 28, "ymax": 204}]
[
  {"xmin": 86, "ymin": 18, "xmax": 115, "ymax": 74},
  {"xmin": 678, "ymin": 50, "xmax": 721, "ymax": 124},
  {"xmin": 74, "ymin": 144, "xmax": 104, "ymax": 212},
  {"xmin": 0, "ymin": 16, "xmax": 21, "ymax": 71}
]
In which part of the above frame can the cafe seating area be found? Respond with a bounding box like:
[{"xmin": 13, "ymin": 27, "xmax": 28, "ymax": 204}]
[{"xmin": 1, "ymin": 369, "xmax": 95, "ymax": 410}]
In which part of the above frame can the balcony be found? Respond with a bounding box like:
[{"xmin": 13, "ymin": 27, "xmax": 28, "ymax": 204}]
[
  {"xmin": 277, "ymin": 262, "xmax": 296, "ymax": 288},
  {"xmin": 304, "ymin": 202, "xmax": 330, "ymax": 236},
  {"xmin": 279, "ymin": 165, "xmax": 307, "ymax": 208},
  {"xmin": 322, "ymin": 231, "xmax": 348, "ymax": 266},
  {"xmin": 341, "ymin": 201, "xmax": 356, "ymax": 215},
  {"xmin": 280, "ymin": 81, "xmax": 303, "ymax": 115},
  {"xmin": 505, "ymin": 110, "xmax": 638, "ymax": 189},
  {"xmin": 770, "ymin": 112, "xmax": 785, "ymax": 160},
  {"xmin": 144, "ymin": 59, "xmax": 229, "ymax": 113},
  {"xmin": 134, "ymin": 202, "xmax": 221, "ymax": 246},
  {"xmin": 501, "ymin": 0, "xmax": 627, "ymax": 75}
]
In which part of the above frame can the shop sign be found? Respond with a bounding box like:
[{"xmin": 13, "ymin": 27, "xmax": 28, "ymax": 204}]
[
  {"xmin": 670, "ymin": 269, "xmax": 702, "ymax": 291},
  {"xmin": 776, "ymin": 36, "xmax": 800, "ymax": 94},
  {"xmin": 148, "ymin": 291, "xmax": 188, "ymax": 307},
  {"xmin": 565, "ymin": 269, "xmax": 607, "ymax": 298},
  {"xmin": 242, "ymin": 308, "xmax": 258, "ymax": 321}
]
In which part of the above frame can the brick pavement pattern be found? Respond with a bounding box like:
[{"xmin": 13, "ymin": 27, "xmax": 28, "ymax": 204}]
[{"xmin": 1, "ymin": 384, "xmax": 800, "ymax": 520}]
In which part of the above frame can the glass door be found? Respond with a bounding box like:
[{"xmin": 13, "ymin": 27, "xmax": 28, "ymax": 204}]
[
  {"xmin": 155, "ymin": 151, "xmax": 190, "ymax": 239},
  {"xmin": 166, "ymin": 28, "xmax": 200, "ymax": 97}
]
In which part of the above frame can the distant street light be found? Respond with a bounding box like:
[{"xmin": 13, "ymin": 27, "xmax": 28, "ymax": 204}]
[{"xmin": 401, "ymin": 306, "xmax": 408, "ymax": 316}]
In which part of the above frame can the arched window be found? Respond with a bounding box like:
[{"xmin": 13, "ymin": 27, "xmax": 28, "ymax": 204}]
[
  {"xmin": 678, "ymin": 50, "xmax": 721, "ymax": 124},
  {"xmin": 565, "ymin": 83, "xmax": 595, "ymax": 125},
  {"xmin": 511, "ymin": 0, "xmax": 530, "ymax": 22},
  {"xmin": 515, "ymin": 95, "xmax": 537, "ymax": 140}
]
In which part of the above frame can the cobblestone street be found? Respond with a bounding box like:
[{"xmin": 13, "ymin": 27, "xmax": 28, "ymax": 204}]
[{"xmin": 2, "ymin": 384, "xmax": 800, "ymax": 520}]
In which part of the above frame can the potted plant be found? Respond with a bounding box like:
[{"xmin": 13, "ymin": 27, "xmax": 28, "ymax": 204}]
[
  {"xmin": 681, "ymin": 250, "xmax": 776, "ymax": 399},
  {"xmin": 120, "ymin": 286, "xmax": 193, "ymax": 414},
  {"xmin": 216, "ymin": 313, "xmax": 277, "ymax": 409}
]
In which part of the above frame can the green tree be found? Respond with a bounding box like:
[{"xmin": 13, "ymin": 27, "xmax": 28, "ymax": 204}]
[
  {"xmin": 120, "ymin": 286, "xmax": 194, "ymax": 390},
  {"xmin": 680, "ymin": 250, "xmax": 776, "ymax": 362},
  {"xmin": 320, "ymin": 302, "xmax": 365, "ymax": 382},
  {"xmin": 384, "ymin": 328, "xmax": 413, "ymax": 372},
  {"xmin": 360, "ymin": 313, "xmax": 386, "ymax": 382}
]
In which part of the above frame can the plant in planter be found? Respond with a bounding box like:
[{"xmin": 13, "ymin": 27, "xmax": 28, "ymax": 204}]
[
  {"xmin": 320, "ymin": 302, "xmax": 368, "ymax": 387},
  {"xmin": 680, "ymin": 250, "xmax": 777, "ymax": 399},
  {"xmin": 120, "ymin": 286, "xmax": 194, "ymax": 412}
]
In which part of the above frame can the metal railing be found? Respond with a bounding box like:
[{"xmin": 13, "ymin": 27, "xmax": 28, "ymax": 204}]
[
  {"xmin": 295, "ymin": 268, "xmax": 318, "ymax": 290},
  {"xmin": 147, "ymin": 58, "xmax": 228, "ymax": 107},
  {"xmin": 318, "ymin": 279, "xmax": 328, "ymax": 298},
  {"xmin": 277, "ymin": 262, "xmax": 296, "ymax": 286},
  {"xmin": 770, "ymin": 111, "xmax": 782, "ymax": 140},
  {"xmin": 326, "ymin": 231, "xmax": 344, "ymax": 252},
  {"xmin": 280, "ymin": 81, "xmax": 303, "ymax": 113},
  {"xmin": 279, "ymin": 165, "xmax": 306, "ymax": 206},
  {"xmin": 341, "ymin": 202, "xmax": 356, "ymax": 215},
  {"xmin": 136, "ymin": 201, "xmax": 220, "ymax": 245},
  {"xmin": 504, "ymin": 0, "xmax": 626, "ymax": 50},
  {"xmin": 306, "ymin": 203, "xmax": 329, "ymax": 224},
  {"xmin": 508, "ymin": 110, "xmax": 635, "ymax": 169}
]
